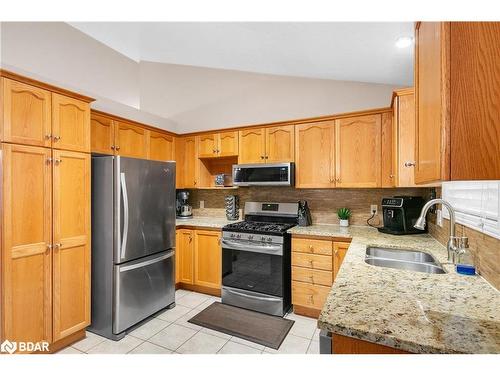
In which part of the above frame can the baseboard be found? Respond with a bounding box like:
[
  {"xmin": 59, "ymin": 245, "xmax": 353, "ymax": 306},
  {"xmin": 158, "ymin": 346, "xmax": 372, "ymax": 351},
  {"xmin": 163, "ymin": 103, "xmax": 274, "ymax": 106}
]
[
  {"xmin": 293, "ymin": 305, "xmax": 321, "ymax": 319},
  {"xmin": 178, "ymin": 283, "xmax": 221, "ymax": 297}
]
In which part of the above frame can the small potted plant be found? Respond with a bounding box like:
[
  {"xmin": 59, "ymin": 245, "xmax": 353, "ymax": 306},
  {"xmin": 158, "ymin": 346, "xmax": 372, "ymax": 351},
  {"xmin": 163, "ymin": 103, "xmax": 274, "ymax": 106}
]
[{"xmin": 337, "ymin": 208, "xmax": 351, "ymax": 227}]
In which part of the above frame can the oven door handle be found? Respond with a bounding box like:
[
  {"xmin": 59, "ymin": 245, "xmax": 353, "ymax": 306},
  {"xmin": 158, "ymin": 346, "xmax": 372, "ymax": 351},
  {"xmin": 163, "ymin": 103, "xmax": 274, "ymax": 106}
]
[
  {"xmin": 223, "ymin": 287, "xmax": 282, "ymax": 302},
  {"xmin": 221, "ymin": 239, "xmax": 283, "ymax": 255}
]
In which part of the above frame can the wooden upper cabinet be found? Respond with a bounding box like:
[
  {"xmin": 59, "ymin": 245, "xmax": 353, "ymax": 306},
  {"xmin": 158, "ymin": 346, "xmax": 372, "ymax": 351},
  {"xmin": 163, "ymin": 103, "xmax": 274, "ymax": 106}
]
[
  {"xmin": 198, "ymin": 131, "xmax": 239, "ymax": 158},
  {"xmin": 194, "ymin": 230, "xmax": 221, "ymax": 289},
  {"xmin": 449, "ymin": 22, "xmax": 500, "ymax": 180},
  {"xmin": 414, "ymin": 22, "xmax": 449, "ymax": 184},
  {"xmin": 1, "ymin": 143, "xmax": 53, "ymax": 345},
  {"xmin": 52, "ymin": 150, "xmax": 91, "ymax": 341},
  {"xmin": 114, "ymin": 121, "xmax": 149, "ymax": 159},
  {"xmin": 183, "ymin": 137, "xmax": 198, "ymax": 188},
  {"xmin": 52, "ymin": 94, "xmax": 90, "ymax": 153},
  {"xmin": 218, "ymin": 131, "xmax": 238, "ymax": 157},
  {"xmin": 265, "ymin": 125, "xmax": 295, "ymax": 163},
  {"xmin": 149, "ymin": 131, "xmax": 174, "ymax": 161},
  {"xmin": 175, "ymin": 137, "xmax": 185, "ymax": 189},
  {"xmin": 238, "ymin": 128, "xmax": 265, "ymax": 164},
  {"xmin": 393, "ymin": 90, "xmax": 417, "ymax": 187},
  {"xmin": 198, "ymin": 133, "xmax": 218, "ymax": 158},
  {"xmin": 90, "ymin": 113, "xmax": 114, "ymax": 155},
  {"xmin": 295, "ymin": 122, "xmax": 335, "ymax": 188},
  {"xmin": 335, "ymin": 114, "xmax": 382, "ymax": 188},
  {"xmin": 1, "ymin": 78, "xmax": 52, "ymax": 147},
  {"xmin": 381, "ymin": 112, "xmax": 395, "ymax": 188}
]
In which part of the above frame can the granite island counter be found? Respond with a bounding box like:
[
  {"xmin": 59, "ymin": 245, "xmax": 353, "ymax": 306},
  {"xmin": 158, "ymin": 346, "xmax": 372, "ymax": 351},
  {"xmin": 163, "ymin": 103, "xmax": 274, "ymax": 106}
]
[{"xmin": 288, "ymin": 224, "xmax": 500, "ymax": 354}]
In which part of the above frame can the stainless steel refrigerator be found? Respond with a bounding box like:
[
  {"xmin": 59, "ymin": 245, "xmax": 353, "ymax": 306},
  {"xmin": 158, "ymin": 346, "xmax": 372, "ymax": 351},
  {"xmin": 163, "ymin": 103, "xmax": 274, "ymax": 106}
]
[{"xmin": 89, "ymin": 155, "xmax": 176, "ymax": 340}]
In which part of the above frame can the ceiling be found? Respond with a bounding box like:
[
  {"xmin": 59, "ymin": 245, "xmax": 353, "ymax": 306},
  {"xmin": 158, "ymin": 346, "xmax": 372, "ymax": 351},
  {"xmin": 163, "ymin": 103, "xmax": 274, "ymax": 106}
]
[{"xmin": 69, "ymin": 22, "xmax": 414, "ymax": 86}]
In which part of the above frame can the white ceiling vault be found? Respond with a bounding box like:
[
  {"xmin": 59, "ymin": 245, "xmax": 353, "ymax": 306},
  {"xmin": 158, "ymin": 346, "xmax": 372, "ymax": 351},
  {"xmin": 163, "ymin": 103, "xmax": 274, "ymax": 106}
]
[{"xmin": 69, "ymin": 22, "xmax": 414, "ymax": 86}]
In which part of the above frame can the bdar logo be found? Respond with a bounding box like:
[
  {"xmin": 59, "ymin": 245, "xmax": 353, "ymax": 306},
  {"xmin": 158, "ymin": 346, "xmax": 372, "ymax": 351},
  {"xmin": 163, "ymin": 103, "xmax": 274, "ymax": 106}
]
[{"xmin": 1, "ymin": 339, "xmax": 17, "ymax": 354}]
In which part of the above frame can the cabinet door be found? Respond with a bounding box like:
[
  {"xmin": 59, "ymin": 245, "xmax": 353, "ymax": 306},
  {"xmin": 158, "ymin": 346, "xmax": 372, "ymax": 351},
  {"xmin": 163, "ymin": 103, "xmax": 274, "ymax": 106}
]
[
  {"xmin": 198, "ymin": 133, "xmax": 218, "ymax": 158},
  {"xmin": 381, "ymin": 112, "xmax": 395, "ymax": 187},
  {"xmin": 52, "ymin": 94, "xmax": 90, "ymax": 152},
  {"xmin": 333, "ymin": 242, "xmax": 350, "ymax": 281},
  {"xmin": 194, "ymin": 230, "xmax": 221, "ymax": 289},
  {"xmin": 295, "ymin": 122, "xmax": 335, "ymax": 188},
  {"xmin": 218, "ymin": 131, "xmax": 239, "ymax": 157},
  {"xmin": 90, "ymin": 113, "xmax": 115, "ymax": 155},
  {"xmin": 265, "ymin": 125, "xmax": 295, "ymax": 163},
  {"xmin": 1, "ymin": 144, "xmax": 52, "ymax": 345},
  {"xmin": 175, "ymin": 137, "xmax": 185, "ymax": 189},
  {"xmin": 184, "ymin": 137, "xmax": 198, "ymax": 188},
  {"xmin": 335, "ymin": 114, "xmax": 381, "ymax": 188},
  {"xmin": 52, "ymin": 150, "xmax": 90, "ymax": 341},
  {"xmin": 238, "ymin": 128, "xmax": 265, "ymax": 164},
  {"xmin": 177, "ymin": 229, "xmax": 194, "ymax": 284},
  {"xmin": 414, "ymin": 22, "xmax": 448, "ymax": 184},
  {"xmin": 1, "ymin": 78, "xmax": 52, "ymax": 147},
  {"xmin": 115, "ymin": 121, "xmax": 148, "ymax": 159},
  {"xmin": 396, "ymin": 93, "xmax": 417, "ymax": 187},
  {"xmin": 450, "ymin": 22, "xmax": 500, "ymax": 180},
  {"xmin": 149, "ymin": 131, "xmax": 174, "ymax": 161}
]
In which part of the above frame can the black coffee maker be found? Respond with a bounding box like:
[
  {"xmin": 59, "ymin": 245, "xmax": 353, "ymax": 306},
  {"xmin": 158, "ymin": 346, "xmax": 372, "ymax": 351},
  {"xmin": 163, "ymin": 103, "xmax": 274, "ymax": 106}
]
[{"xmin": 378, "ymin": 196, "xmax": 427, "ymax": 235}]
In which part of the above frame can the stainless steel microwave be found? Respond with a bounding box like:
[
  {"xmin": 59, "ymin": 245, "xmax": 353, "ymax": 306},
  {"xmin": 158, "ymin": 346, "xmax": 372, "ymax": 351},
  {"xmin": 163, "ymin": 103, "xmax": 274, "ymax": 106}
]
[{"xmin": 232, "ymin": 163, "xmax": 294, "ymax": 186}]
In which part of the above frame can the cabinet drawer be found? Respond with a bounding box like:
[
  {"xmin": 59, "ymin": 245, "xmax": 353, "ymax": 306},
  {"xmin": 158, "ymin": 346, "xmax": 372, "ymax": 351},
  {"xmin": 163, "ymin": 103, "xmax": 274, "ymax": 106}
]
[
  {"xmin": 292, "ymin": 281, "xmax": 331, "ymax": 310},
  {"xmin": 292, "ymin": 266, "xmax": 332, "ymax": 287},
  {"xmin": 292, "ymin": 238, "xmax": 332, "ymax": 255},
  {"xmin": 292, "ymin": 252, "xmax": 332, "ymax": 271}
]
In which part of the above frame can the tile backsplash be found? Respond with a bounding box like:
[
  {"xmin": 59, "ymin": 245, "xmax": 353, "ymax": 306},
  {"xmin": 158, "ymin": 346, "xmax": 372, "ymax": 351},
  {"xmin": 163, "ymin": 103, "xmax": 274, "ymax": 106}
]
[{"xmin": 188, "ymin": 187, "xmax": 431, "ymax": 225}]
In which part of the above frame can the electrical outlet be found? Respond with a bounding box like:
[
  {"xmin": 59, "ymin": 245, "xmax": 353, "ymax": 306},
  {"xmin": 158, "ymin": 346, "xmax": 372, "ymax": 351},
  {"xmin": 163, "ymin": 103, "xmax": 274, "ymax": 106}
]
[
  {"xmin": 199, "ymin": 200, "xmax": 205, "ymax": 209},
  {"xmin": 437, "ymin": 209, "xmax": 443, "ymax": 227},
  {"xmin": 370, "ymin": 205, "xmax": 378, "ymax": 215}
]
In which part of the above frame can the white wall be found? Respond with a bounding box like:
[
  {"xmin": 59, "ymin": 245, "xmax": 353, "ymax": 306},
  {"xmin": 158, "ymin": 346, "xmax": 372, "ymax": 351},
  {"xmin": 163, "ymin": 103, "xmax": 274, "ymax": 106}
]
[
  {"xmin": 1, "ymin": 22, "xmax": 398, "ymax": 134},
  {"xmin": 139, "ymin": 62, "xmax": 397, "ymax": 133}
]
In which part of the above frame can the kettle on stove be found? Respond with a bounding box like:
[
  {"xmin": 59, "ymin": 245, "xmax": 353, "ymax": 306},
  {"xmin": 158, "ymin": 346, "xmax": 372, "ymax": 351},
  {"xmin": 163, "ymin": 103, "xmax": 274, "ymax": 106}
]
[{"xmin": 297, "ymin": 200, "xmax": 312, "ymax": 227}]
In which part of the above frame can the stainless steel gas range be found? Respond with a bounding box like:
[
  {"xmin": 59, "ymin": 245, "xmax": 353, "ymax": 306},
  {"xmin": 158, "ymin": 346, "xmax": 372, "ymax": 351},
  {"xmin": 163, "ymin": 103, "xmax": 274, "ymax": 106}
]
[{"xmin": 221, "ymin": 202, "xmax": 298, "ymax": 317}]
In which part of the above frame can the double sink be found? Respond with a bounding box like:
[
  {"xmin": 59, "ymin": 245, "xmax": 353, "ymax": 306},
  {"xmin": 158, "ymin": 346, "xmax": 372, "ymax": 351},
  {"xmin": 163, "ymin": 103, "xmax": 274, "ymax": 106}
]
[{"xmin": 365, "ymin": 247, "xmax": 446, "ymax": 274}]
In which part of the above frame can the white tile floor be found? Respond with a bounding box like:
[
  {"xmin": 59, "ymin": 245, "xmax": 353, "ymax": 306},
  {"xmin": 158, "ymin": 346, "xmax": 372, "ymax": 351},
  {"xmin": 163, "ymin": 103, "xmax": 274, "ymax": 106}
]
[{"xmin": 57, "ymin": 289, "xmax": 320, "ymax": 355}]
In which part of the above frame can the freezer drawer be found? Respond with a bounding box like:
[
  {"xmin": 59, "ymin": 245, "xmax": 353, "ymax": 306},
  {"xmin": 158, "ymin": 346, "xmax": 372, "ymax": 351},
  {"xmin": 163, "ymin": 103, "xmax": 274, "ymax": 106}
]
[{"xmin": 113, "ymin": 250, "xmax": 175, "ymax": 334}]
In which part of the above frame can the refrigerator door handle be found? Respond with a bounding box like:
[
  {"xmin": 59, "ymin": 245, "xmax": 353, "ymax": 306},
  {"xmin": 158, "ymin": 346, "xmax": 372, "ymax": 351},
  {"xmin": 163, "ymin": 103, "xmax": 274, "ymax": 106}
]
[
  {"xmin": 120, "ymin": 172, "xmax": 129, "ymax": 260},
  {"xmin": 118, "ymin": 250, "xmax": 174, "ymax": 272}
]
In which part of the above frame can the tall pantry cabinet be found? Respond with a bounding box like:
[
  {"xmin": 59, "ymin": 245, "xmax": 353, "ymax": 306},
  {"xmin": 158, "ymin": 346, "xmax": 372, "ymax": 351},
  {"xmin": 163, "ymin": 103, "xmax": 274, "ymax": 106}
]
[{"xmin": 0, "ymin": 71, "xmax": 93, "ymax": 351}]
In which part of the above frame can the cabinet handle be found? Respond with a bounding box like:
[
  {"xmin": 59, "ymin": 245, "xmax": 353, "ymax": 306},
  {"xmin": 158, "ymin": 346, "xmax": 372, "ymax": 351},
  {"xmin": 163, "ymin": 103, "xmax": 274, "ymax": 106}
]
[
  {"xmin": 54, "ymin": 159, "xmax": 62, "ymax": 165},
  {"xmin": 54, "ymin": 243, "xmax": 62, "ymax": 249},
  {"xmin": 260, "ymin": 155, "xmax": 264, "ymax": 159},
  {"xmin": 45, "ymin": 134, "xmax": 52, "ymax": 140},
  {"xmin": 46, "ymin": 244, "xmax": 53, "ymax": 251},
  {"xmin": 116, "ymin": 146, "xmax": 121, "ymax": 151},
  {"xmin": 404, "ymin": 161, "xmax": 416, "ymax": 167},
  {"xmin": 111, "ymin": 145, "xmax": 115, "ymax": 150},
  {"xmin": 308, "ymin": 295, "xmax": 314, "ymax": 303},
  {"xmin": 213, "ymin": 148, "xmax": 217, "ymax": 153},
  {"xmin": 46, "ymin": 157, "xmax": 53, "ymax": 164},
  {"xmin": 309, "ymin": 275, "xmax": 314, "ymax": 284},
  {"xmin": 308, "ymin": 245, "xmax": 314, "ymax": 253},
  {"xmin": 53, "ymin": 136, "xmax": 61, "ymax": 141},
  {"xmin": 389, "ymin": 174, "xmax": 394, "ymax": 178},
  {"xmin": 189, "ymin": 236, "xmax": 193, "ymax": 243},
  {"xmin": 265, "ymin": 156, "xmax": 269, "ymax": 159}
]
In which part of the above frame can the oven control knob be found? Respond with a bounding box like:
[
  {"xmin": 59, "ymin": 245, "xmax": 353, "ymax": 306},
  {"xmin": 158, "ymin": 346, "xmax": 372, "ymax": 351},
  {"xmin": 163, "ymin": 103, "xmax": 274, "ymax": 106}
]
[
  {"xmin": 267, "ymin": 237, "xmax": 272, "ymax": 242},
  {"xmin": 248, "ymin": 235, "xmax": 254, "ymax": 240},
  {"xmin": 236, "ymin": 234, "xmax": 241, "ymax": 239},
  {"xmin": 230, "ymin": 233, "xmax": 235, "ymax": 238},
  {"xmin": 261, "ymin": 236, "xmax": 266, "ymax": 242}
]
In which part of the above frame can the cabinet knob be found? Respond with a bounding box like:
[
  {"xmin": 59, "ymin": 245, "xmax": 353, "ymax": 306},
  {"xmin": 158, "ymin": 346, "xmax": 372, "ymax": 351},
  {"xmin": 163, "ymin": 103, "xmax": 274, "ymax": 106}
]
[
  {"xmin": 46, "ymin": 157, "xmax": 53, "ymax": 164},
  {"xmin": 260, "ymin": 155, "xmax": 264, "ymax": 159},
  {"xmin": 265, "ymin": 156, "xmax": 268, "ymax": 159},
  {"xmin": 54, "ymin": 243, "xmax": 62, "ymax": 249},
  {"xmin": 53, "ymin": 136, "xmax": 61, "ymax": 141},
  {"xmin": 46, "ymin": 244, "xmax": 53, "ymax": 250},
  {"xmin": 45, "ymin": 134, "xmax": 52, "ymax": 140},
  {"xmin": 111, "ymin": 145, "xmax": 115, "ymax": 150},
  {"xmin": 54, "ymin": 159, "xmax": 62, "ymax": 165}
]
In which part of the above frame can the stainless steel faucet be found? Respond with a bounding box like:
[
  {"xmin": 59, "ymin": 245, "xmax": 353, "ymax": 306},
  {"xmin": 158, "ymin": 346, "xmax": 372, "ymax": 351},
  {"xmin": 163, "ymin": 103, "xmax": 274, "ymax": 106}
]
[{"xmin": 414, "ymin": 198, "xmax": 469, "ymax": 264}]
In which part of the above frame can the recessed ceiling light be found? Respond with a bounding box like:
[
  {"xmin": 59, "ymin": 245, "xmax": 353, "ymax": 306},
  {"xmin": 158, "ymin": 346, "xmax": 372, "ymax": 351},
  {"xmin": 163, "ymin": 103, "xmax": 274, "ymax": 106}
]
[{"xmin": 395, "ymin": 37, "xmax": 413, "ymax": 49}]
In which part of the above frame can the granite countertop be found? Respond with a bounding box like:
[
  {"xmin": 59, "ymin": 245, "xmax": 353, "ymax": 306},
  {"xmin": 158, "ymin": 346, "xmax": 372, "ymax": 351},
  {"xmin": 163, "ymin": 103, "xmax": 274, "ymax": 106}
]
[
  {"xmin": 175, "ymin": 216, "xmax": 241, "ymax": 229},
  {"xmin": 288, "ymin": 224, "xmax": 500, "ymax": 354}
]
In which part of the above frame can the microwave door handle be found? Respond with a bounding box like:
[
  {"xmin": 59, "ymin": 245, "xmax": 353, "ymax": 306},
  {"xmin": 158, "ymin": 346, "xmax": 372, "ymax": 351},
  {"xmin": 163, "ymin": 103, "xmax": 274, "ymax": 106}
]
[
  {"xmin": 221, "ymin": 239, "xmax": 282, "ymax": 254},
  {"xmin": 120, "ymin": 172, "xmax": 129, "ymax": 260}
]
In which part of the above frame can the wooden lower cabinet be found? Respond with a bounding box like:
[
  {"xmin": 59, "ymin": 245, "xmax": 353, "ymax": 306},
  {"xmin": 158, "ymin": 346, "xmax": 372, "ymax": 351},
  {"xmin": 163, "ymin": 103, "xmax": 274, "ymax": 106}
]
[
  {"xmin": 1, "ymin": 144, "xmax": 53, "ymax": 345},
  {"xmin": 175, "ymin": 228, "xmax": 221, "ymax": 295},
  {"xmin": 52, "ymin": 150, "xmax": 91, "ymax": 341},
  {"xmin": 0, "ymin": 143, "xmax": 91, "ymax": 351},
  {"xmin": 332, "ymin": 334, "xmax": 409, "ymax": 354},
  {"xmin": 291, "ymin": 236, "xmax": 350, "ymax": 318}
]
